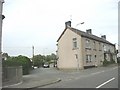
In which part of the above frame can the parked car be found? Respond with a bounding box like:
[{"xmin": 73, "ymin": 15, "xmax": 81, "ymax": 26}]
[{"xmin": 43, "ymin": 63, "xmax": 49, "ymax": 68}]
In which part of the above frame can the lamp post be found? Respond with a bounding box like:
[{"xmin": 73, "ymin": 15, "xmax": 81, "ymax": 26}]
[
  {"xmin": 76, "ymin": 22, "xmax": 84, "ymax": 27},
  {"xmin": 0, "ymin": 0, "xmax": 4, "ymax": 89}
]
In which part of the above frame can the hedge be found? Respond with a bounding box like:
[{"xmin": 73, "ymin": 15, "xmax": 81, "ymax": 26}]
[{"xmin": 3, "ymin": 55, "xmax": 32, "ymax": 75}]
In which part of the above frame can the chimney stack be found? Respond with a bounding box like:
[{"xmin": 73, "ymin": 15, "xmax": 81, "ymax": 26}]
[
  {"xmin": 86, "ymin": 29, "xmax": 92, "ymax": 34},
  {"xmin": 65, "ymin": 21, "xmax": 71, "ymax": 28},
  {"xmin": 101, "ymin": 35, "xmax": 106, "ymax": 40}
]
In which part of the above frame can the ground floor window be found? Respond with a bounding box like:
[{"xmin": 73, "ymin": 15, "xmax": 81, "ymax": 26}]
[{"xmin": 86, "ymin": 55, "xmax": 92, "ymax": 63}]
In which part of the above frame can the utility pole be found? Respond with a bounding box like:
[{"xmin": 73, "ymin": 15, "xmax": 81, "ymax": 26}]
[
  {"xmin": 32, "ymin": 46, "xmax": 34, "ymax": 67},
  {"xmin": 0, "ymin": 0, "xmax": 5, "ymax": 89},
  {"xmin": 32, "ymin": 46, "xmax": 34, "ymax": 58}
]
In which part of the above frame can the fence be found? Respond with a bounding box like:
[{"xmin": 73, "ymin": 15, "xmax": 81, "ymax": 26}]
[{"xmin": 2, "ymin": 66, "xmax": 23, "ymax": 87}]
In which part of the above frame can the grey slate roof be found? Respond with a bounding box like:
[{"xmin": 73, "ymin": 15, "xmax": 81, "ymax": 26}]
[
  {"xmin": 69, "ymin": 27, "xmax": 115, "ymax": 46},
  {"xmin": 57, "ymin": 27, "xmax": 115, "ymax": 46}
]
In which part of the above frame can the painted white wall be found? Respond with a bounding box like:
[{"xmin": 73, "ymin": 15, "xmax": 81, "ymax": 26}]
[
  {"xmin": 57, "ymin": 28, "xmax": 83, "ymax": 69},
  {"xmin": 57, "ymin": 28, "xmax": 117, "ymax": 70}
]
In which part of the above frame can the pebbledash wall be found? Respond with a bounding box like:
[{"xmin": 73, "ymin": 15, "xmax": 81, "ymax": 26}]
[{"xmin": 2, "ymin": 66, "xmax": 23, "ymax": 87}]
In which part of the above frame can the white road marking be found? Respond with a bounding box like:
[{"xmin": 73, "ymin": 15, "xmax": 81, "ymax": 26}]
[{"xmin": 96, "ymin": 77, "xmax": 115, "ymax": 88}]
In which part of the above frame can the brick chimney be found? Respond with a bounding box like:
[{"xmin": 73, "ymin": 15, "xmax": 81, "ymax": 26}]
[
  {"xmin": 65, "ymin": 21, "xmax": 71, "ymax": 28},
  {"xmin": 86, "ymin": 29, "xmax": 92, "ymax": 34}
]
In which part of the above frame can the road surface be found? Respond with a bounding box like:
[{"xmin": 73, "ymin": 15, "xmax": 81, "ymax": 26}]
[{"xmin": 30, "ymin": 64, "xmax": 119, "ymax": 88}]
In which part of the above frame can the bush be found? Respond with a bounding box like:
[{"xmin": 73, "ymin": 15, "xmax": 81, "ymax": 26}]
[
  {"xmin": 103, "ymin": 59, "xmax": 115, "ymax": 66},
  {"xmin": 103, "ymin": 59, "xmax": 110, "ymax": 66},
  {"xmin": 3, "ymin": 55, "xmax": 32, "ymax": 75},
  {"xmin": 110, "ymin": 59, "xmax": 115, "ymax": 64},
  {"xmin": 117, "ymin": 57, "xmax": 120, "ymax": 63}
]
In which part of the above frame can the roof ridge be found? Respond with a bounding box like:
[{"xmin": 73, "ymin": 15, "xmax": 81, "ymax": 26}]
[{"xmin": 68, "ymin": 27, "xmax": 114, "ymax": 46}]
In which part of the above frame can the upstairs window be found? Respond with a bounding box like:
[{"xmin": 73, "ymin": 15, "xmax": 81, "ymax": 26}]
[
  {"xmin": 93, "ymin": 41, "xmax": 96, "ymax": 50},
  {"xmin": 99, "ymin": 43, "xmax": 102, "ymax": 51},
  {"xmin": 86, "ymin": 39, "xmax": 91, "ymax": 49},
  {"xmin": 73, "ymin": 38, "xmax": 77, "ymax": 49},
  {"xmin": 103, "ymin": 44, "xmax": 107, "ymax": 51}
]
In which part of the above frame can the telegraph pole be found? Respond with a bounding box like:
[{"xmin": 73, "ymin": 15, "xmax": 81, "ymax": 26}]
[
  {"xmin": 32, "ymin": 46, "xmax": 34, "ymax": 67},
  {"xmin": 32, "ymin": 46, "xmax": 34, "ymax": 58},
  {"xmin": 0, "ymin": 0, "xmax": 5, "ymax": 89}
]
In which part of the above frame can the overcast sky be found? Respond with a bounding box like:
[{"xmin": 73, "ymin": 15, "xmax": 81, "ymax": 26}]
[{"xmin": 2, "ymin": 0, "xmax": 119, "ymax": 57}]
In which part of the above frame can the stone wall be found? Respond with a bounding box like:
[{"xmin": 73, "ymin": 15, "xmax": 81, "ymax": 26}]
[{"xmin": 2, "ymin": 66, "xmax": 22, "ymax": 87}]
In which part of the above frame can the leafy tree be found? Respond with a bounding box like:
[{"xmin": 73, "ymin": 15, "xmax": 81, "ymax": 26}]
[
  {"xmin": 44, "ymin": 53, "xmax": 56, "ymax": 63},
  {"xmin": 45, "ymin": 55, "xmax": 51, "ymax": 63},
  {"xmin": 32, "ymin": 54, "xmax": 44, "ymax": 68},
  {"xmin": 51, "ymin": 53, "xmax": 57, "ymax": 60},
  {"xmin": 2, "ymin": 53, "xmax": 9, "ymax": 58},
  {"xmin": 2, "ymin": 53, "xmax": 10, "ymax": 61}
]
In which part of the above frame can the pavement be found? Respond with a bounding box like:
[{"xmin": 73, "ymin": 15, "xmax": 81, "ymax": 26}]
[
  {"xmin": 2, "ymin": 67, "xmax": 61, "ymax": 89},
  {"xmin": 2, "ymin": 64, "xmax": 118, "ymax": 89}
]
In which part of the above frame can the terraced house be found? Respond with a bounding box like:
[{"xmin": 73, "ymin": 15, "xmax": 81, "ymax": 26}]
[{"xmin": 56, "ymin": 21, "xmax": 117, "ymax": 70}]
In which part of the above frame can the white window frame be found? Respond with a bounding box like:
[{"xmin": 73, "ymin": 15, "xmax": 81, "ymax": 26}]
[
  {"xmin": 86, "ymin": 39, "xmax": 91, "ymax": 49},
  {"xmin": 73, "ymin": 38, "xmax": 77, "ymax": 49},
  {"xmin": 86, "ymin": 55, "xmax": 92, "ymax": 63}
]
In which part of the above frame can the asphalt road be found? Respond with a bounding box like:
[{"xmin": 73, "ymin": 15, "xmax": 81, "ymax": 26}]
[{"xmin": 36, "ymin": 65, "xmax": 119, "ymax": 88}]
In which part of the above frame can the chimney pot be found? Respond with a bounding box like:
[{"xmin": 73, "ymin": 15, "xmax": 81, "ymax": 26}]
[
  {"xmin": 86, "ymin": 29, "xmax": 92, "ymax": 34},
  {"xmin": 65, "ymin": 21, "xmax": 71, "ymax": 28},
  {"xmin": 101, "ymin": 35, "xmax": 106, "ymax": 39}
]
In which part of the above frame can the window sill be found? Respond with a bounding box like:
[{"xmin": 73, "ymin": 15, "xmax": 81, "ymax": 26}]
[
  {"xmin": 93, "ymin": 49, "xmax": 96, "ymax": 51},
  {"xmin": 85, "ymin": 48, "xmax": 91, "ymax": 50},
  {"xmin": 86, "ymin": 61, "xmax": 92, "ymax": 63},
  {"xmin": 72, "ymin": 47, "xmax": 79, "ymax": 50}
]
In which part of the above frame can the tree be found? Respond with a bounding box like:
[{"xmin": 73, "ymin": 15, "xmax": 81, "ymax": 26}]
[
  {"xmin": 31, "ymin": 53, "xmax": 57, "ymax": 67},
  {"xmin": 50, "ymin": 53, "xmax": 57, "ymax": 67},
  {"xmin": 45, "ymin": 55, "xmax": 51, "ymax": 63},
  {"xmin": 51, "ymin": 53, "xmax": 57, "ymax": 60},
  {"xmin": 32, "ymin": 54, "xmax": 44, "ymax": 68},
  {"xmin": 2, "ymin": 53, "xmax": 9, "ymax": 60}
]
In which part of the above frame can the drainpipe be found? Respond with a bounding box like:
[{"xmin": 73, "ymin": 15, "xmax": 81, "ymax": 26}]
[{"xmin": 75, "ymin": 22, "xmax": 84, "ymax": 70}]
